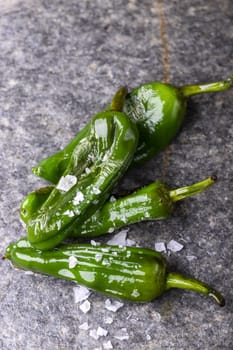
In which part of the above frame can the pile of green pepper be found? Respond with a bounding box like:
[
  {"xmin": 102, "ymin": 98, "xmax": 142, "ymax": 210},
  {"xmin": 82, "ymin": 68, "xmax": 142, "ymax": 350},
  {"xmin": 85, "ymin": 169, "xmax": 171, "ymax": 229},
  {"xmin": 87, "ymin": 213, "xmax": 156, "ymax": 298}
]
[{"xmin": 5, "ymin": 75, "xmax": 233, "ymax": 306}]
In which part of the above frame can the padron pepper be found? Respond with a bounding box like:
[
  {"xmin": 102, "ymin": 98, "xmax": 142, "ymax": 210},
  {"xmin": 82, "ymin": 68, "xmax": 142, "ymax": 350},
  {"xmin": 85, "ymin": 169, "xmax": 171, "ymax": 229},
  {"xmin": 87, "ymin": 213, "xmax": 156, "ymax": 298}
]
[
  {"xmin": 26, "ymin": 88, "xmax": 139, "ymax": 250},
  {"xmin": 20, "ymin": 176, "xmax": 216, "ymax": 238},
  {"xmin": 32, "ymin": 76, "xmax": 233, "ymax": 184},
  {"xmin": 4, "ymin": 238, "xmax": 225, "ymax": 306}
]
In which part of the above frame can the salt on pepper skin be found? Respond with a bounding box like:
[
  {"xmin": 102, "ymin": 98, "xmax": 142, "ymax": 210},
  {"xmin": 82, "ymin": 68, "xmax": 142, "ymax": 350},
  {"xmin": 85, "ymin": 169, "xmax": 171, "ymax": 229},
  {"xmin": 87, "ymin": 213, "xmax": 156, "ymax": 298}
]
[
  {"xmin": 4, "ymin": 238, "xmax": 225, "ymax": 306},
  {"xmin": 32, "ymin": 76, "xmax": 233, "ymax": 184},
  {"xmin": 20, "ymin": 177, "xmax": 216, "ymax": 238},
  {"xmin": 26, "ymin": 88, "xmax": 139, "ymax": 250}
]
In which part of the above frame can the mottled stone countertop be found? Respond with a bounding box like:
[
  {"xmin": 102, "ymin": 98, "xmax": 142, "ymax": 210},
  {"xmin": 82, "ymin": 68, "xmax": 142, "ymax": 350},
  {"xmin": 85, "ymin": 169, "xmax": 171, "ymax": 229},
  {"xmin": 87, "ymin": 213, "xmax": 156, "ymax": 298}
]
[{"xmin": 0, "ymin": 1, "xmax": 232, "ymax": 349}]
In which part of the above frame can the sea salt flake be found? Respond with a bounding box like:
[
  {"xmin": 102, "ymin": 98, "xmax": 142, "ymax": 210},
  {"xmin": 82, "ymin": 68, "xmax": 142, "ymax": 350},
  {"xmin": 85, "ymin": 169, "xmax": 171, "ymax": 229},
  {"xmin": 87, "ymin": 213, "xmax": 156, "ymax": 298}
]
[
  {"xmin": 85, "ymin": 167, "xmax": 91, "ymax": 174},
  {"xmin": 79, "ymin": 300, "xmax": 91, "ymax": 314},
  {"xmin": 91, "ymin": 240, "xmax": 100, "ymax": 246},
  {"xmin": 154, "ymin": 242, "xmax": 166, "ymax": 252},
  {"xmin": 79, "ymin": 322, "xmax": 89, "ymax": 330},
  {"xmin": 103, "ymin": 340, "xmax": 113, "ymax": 349},
  {"xmin": 105, "ymin": 299, "xmax": 124, "ymax": 312},
  {"xmin": 89, "ymin": 329, "xmax": 99, "ymax": 340},
  {"xmin": 68, "ymin": 255, "xmax": 79, "ymax": 269},
  {"xmin": 114, "ymin": 327, "xmax": 129, "ymax": 340},
  {"xmin": 186, "ymin": 255, "xmax": 197, "ymax": 262},
  {"xmin": 95, "ymin": 253, "xmax": 103, "ymax": 262},
  {"xmin": 73, "ymin": 191, "xmax": 84, "ymax": 205},
  {"xmin": 104, "ymin": 316, "xmax": 113, "ymax": 324},
  {"xmin": 63, "ymin": 210, "xmax": 75, "ymax": 217},
  {"xmin": 92, "ymin": 186, "xmax": 101, "ymax": 194},
  {"xmin": 97, "ymin": 326, "xmax": 108, "ymax": 337},
  {"xmin": 107, "ymin": 229, "xmax": 129, "ymax": 246},
  {"xmin": 56, "ymin": 175, "xmax": 77, "ymax": 192},
  {"xmin": 126, "ymin": 238, "xmax": 136, "ymax": 246},
  {"xmin": 73, "ymin": 285, "xmax": 91, "ymax": 303},
  {"xmin": 146, "ymin": 334, "xmax": 151, "ymax": 341},
  {"xmin": 167, "ymin": 239, "xmax": 184, "ymax": 252}
]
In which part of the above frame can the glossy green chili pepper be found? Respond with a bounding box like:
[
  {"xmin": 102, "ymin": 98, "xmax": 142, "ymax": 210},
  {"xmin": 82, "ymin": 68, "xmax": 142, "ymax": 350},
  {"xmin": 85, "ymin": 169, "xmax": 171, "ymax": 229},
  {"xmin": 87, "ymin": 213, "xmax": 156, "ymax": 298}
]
[
  {"xmin": 26, "ymin": 91, "xmax": 138, "ymax": 250},
  {"xmin": 4, "ymin": 237, "xmax": 225, "ymax": 306},
  {"xmin": 20, "ymin": 177, "xmax": 216, "ymax": 238},
  {"xmin": 32, "ymin": 76, "xmax": 233, "ymax": 184}
]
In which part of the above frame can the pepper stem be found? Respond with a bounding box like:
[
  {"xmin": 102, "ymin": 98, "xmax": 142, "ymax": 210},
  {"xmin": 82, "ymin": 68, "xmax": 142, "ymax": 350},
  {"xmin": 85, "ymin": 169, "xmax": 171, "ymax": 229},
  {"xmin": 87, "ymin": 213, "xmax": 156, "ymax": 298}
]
[
  {"xmin": 169, "ymin": 176, "xmax": 217, "ymax": 202},
  {"xmin": 179, "ymin": 75, "xmax": 233, "ymax": 98},
  {"xmin": 110, "ymin": 86, "xmax": 128, "ymax": 112},
  {"xmin": 166, "ymin": 272, "xmax": 225, "ymax": 306}
]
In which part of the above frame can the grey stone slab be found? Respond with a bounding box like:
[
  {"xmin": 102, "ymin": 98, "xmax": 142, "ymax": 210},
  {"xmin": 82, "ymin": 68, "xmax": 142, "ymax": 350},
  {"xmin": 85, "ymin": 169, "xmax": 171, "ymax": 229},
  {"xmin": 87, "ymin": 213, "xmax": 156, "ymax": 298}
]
[{"xmin": 0, "ymin": 1, "xmax": 232, "ymax": 349}]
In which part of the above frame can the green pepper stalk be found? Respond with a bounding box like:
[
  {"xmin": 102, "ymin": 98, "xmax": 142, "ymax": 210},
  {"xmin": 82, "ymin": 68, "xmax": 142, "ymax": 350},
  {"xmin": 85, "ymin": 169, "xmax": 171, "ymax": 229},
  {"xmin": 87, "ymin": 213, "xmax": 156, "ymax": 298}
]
[
  {"xmin": 32, "ymin": 76, "xmax": 233, "ymax": 184},
  {"xmin": 4, "ymin": 238, "xmax": 225, "ymax": 306},
  {"xmin": 20, "ymin": 176, "xmax": 216, "ymax": 238},
  {"xmin": 26, "ymin": 89, "xmax": 139, "ymax": 250}
]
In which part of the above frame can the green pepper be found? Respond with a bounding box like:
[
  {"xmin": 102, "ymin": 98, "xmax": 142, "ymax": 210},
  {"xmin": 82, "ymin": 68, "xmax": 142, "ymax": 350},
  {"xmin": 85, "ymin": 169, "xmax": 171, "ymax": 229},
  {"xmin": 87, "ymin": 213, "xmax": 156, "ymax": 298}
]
[
  {"xmin": 32, "ymin": 76, "xmax": 233, "ymax": 184},
  {"xmin": 26, "ymin": 90, "xmax": 138, "ymax": 250},
  {"xmin": 20, "ymin": 177, "xmax": 216, "ymax": 238},
  {"xmin": 4, "ymin": 238, "xmax": 225, "ymax": 306}
]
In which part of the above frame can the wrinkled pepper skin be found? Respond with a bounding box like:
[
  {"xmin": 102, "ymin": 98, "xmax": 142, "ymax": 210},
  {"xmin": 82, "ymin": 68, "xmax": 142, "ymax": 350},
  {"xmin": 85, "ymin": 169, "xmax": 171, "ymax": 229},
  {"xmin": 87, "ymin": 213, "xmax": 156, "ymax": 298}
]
[
  {"xmin": 20, "ymin": 177, "xmax": 216, "ymax": 238},
  {"xmin": 5, "ymin": 238, "xmax": 225, "ymax": 306},
  {"xmin": 26, "ymin": 110, "xmax": 138, "ymax": 250},
  {"xmin": 32, "ymin": 76, "xmax": 233, "ymax": 184}
]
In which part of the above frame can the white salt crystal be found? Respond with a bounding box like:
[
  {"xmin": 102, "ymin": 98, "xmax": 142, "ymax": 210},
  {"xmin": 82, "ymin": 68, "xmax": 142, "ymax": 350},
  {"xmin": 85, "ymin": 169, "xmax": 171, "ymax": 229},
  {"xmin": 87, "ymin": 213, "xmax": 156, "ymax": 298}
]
[
  {"xmin": 97, "ymin": 326, "xmax": 108, "ymax": 337},
  {"xmin": 79, "ymin": 300, "xmax": 91, "ymax": 314},
  {"xmin": 73, "ymin": 191, "xmax": 84, "ymax": 205},
  {"xmin": 186, "ymin": 255, "xmax": 197, "ymax": 262},
  {"xmin": 167, "ymin": 239, "xmax": 184, "ymax": 252},
  {"xmin": 85, "ymin": 167, "xmax": 91, "ymax": 174},
  {"xmin": 126, "ymin": 238, "xmax": 136, "ymax": 246},
  {"xmin": 103, "ymin": 340, "xmax": 113, "ymax": 349},
  {"xmin": 63, "ymin": 210, "xmax": 75, "ymax": 217},
  {"xmin": 95, "ymin": 253, "xmax": 103, "ymax": 262},
  {"xmin": 146, "ymin": 334, "xmax": 151, "ymax": 341},
  {"xmin": 154, "ymin": 242, "xmax": 166, "ymax": 252},
  {"xmin": 104, "ymin": 316, "xmax": 113, "ymax": 324},
  {"xmin": 68, "ymin": 255, "xmax": 79, "ymax": 269},
  {"xmin": 114, "ymin": 327, "xmax": 129, "ymax": 340},
  {"xmin": 91, "ymin": 240, "xmax": 100, "ymax": 246},
  {"xmin": 109, "ymin": 195, "xmax": 116, "ymax": 202},
  {"xmin": 92, "ymin": 186, "xmax": 101, "ymax": 194},
  {"xmin": 56, "ymin": 175, "xmax": 77, "ymax": 192},
  {"xmin": 89, "ymin": 329, "xmax": 99, "ymax": 340},
  {"xmin": 105, "ymin": 299, "xmax": 124, "ymax": 312},
  {"xmin": 73, "ymin": 286, "xmax": 91, "ymax": 303},
  {"xmin": 107, "ymin": 229, "xmax": 129, "ymax": 246},
  {"xmin": 79, "ymin": 322, "xmax": 89, "ymax": 331}
]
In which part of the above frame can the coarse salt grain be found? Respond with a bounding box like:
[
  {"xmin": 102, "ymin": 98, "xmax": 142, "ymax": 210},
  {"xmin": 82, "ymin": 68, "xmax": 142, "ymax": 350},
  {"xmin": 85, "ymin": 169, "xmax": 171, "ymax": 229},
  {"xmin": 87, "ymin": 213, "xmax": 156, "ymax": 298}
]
[
  {"xmin": 89, "ymin": 329, "xmax": 99, "ymax": 340},
  {"xmin": 91, "ymin": 240, "xmax": 100, "ymax": 246},
  {"xmin": 113, "ymin": 327, "xmax": 129, "ymax": 340},
  {"xmin": 104, "ymin": 316, "xmax": 113, "ymax": 324},
  {"xmin": 73, "ymin": 191, "xmax": 84, "ymax": 205},
  {"xmin": 79, "ymin": 300, "xmax": 91, "ymax": 314},
  {"xmin": 56, "ymin": 175, "xmax": 77, "ymax": 192},
  {"xmin": 103, "ymin": 340, "xmax": 113, "ymax": 349},
  {"xmin": 105, "ymin": 299, "xmax": 124, "ymax": 312},
  {"xmin": 68, "ymin": 255, "xmax": 79, "ymax": 269},
  {"xmin": 63, "ymin": 210, "xmax": 75, "ymax": 217},
  {"xmin": 167, "ymin": 239, "xmax": 184, "ymax": 252},
  {"xmin": 79, "ymin": 322, "xmax": 89, "ymax": 331},
  {"xmin": 107, "ymin": 229, "xmax": 129, "ymax": 246},
  {"xmin": 154, "ymin": 242, "xmax": 166, "ymax": 252},
  {"xmin": 73, "ymin": 285, "xmax": 91, "ymax": 303},
  {"xmin": 97, "ymin": 326, "xmax": 108, "ymax": 337}
]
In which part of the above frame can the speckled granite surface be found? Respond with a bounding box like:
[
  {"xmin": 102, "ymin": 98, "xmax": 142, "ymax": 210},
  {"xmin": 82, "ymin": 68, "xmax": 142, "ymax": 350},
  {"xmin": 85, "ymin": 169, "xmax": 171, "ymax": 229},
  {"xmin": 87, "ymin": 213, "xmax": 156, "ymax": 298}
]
[{"xmin": 0, "ymin": 1, "xmax": 232, "ymax": 349}]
